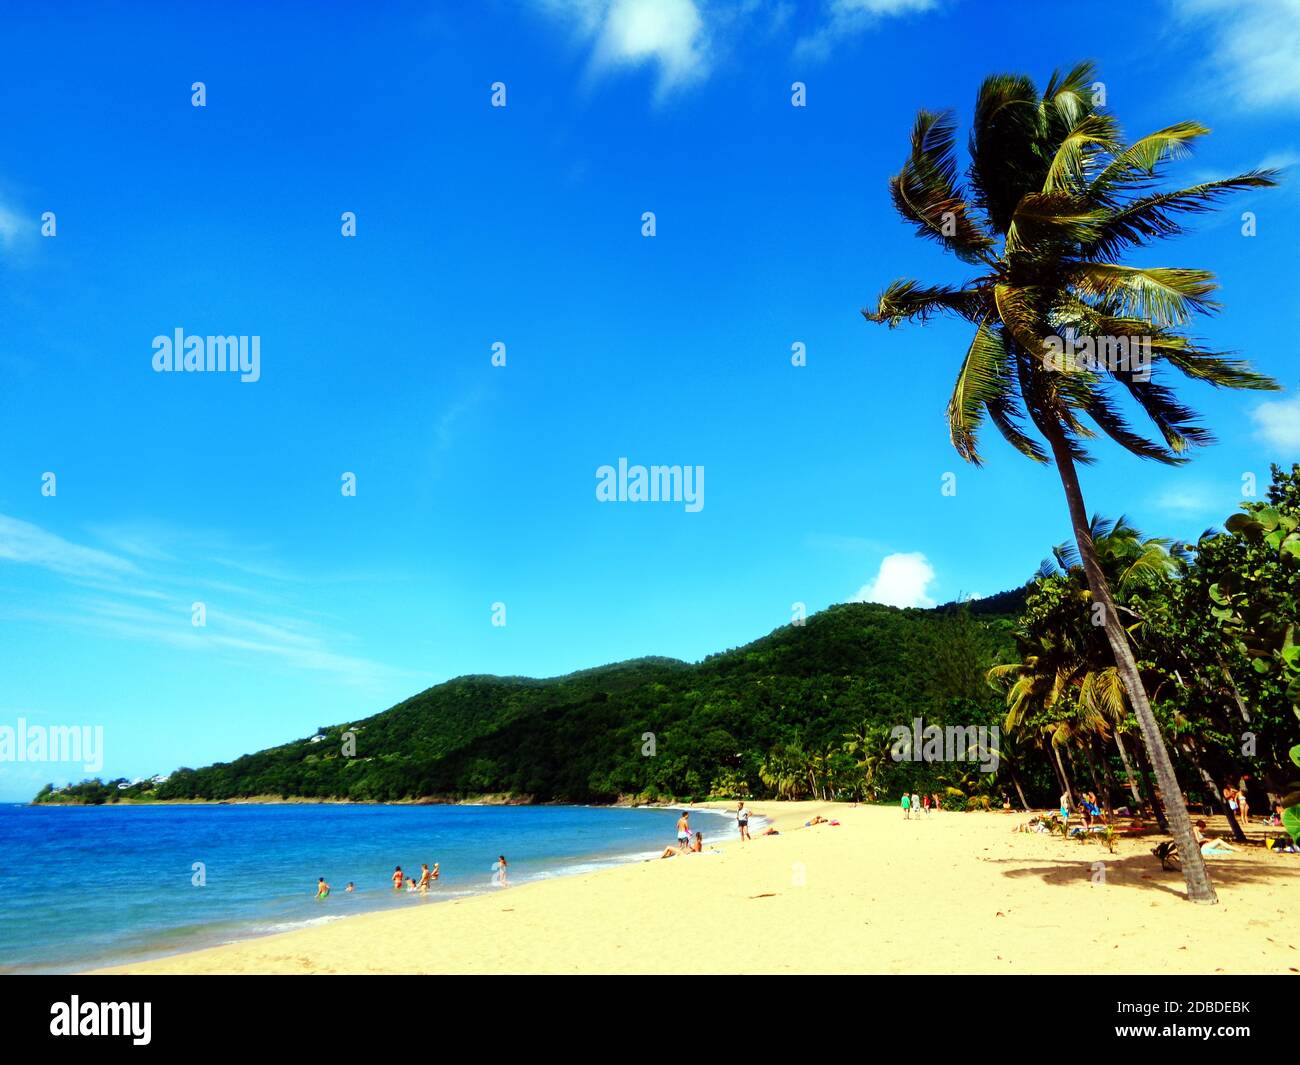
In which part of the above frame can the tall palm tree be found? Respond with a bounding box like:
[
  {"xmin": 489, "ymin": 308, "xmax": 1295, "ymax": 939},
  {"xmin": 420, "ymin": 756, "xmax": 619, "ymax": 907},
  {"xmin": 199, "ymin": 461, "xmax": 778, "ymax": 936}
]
[{"xmin": 863, "ymin": 62, "xmax": 1280, "ymax": 903}]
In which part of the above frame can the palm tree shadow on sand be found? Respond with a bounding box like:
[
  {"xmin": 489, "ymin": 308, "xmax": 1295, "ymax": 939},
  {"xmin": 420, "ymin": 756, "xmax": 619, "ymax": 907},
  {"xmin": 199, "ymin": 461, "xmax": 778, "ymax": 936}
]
[{"xmin": 986, "ymin": 851, "xmax": 1297, "ymax": 898}]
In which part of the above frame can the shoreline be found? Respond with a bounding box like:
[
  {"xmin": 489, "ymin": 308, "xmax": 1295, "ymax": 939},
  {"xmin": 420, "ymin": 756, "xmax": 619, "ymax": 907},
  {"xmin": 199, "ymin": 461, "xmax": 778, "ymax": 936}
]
[
  {"xmin": 51, "ymin": 802, "xmax": 744, "ymax": 975},
  {"xmin": 89, "ymin": 801, "xmax": 1299, "ymax": 975}
]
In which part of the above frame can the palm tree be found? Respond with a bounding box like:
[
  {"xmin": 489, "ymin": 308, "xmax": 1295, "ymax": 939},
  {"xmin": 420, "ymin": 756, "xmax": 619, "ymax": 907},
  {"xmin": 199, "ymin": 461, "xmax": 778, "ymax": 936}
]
[{"xmin": 862, "ymin": 62, "xmax": 1280, "ymax": 902}]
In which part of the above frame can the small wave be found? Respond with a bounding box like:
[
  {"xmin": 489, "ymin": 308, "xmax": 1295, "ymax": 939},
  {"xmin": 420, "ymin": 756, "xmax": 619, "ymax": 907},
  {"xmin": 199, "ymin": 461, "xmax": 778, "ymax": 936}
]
[{"xmin": 250, "ymin": 914, "xmax": 347, "ymax": 936}]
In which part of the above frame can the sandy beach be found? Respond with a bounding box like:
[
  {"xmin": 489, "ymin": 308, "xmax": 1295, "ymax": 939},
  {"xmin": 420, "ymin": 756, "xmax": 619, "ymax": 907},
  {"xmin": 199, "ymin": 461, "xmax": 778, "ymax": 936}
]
[{"xmin": 88, "ymin": 802, "xmax": 1298, "ymax": 975}]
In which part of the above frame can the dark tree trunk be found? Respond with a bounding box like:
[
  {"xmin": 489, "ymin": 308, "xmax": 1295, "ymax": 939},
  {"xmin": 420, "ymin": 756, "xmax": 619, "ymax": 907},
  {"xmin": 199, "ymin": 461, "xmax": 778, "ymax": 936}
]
[
  {"xmin": 1115, "ymin": 732, "xmax": 1142, "ymax": 806},
  {"xmin": 1044, "ymin": 426, "xmax": 1217, "ymax": 903},
  {"xmin": 1183, "ymin": 740, "xmax": 1248, "ymax": 844}
]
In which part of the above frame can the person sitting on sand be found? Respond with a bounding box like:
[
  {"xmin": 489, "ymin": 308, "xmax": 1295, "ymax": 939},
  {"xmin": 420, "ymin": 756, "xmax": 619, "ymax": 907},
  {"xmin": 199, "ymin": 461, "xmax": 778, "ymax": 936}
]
[
  {"xmin": 1193, "ymin": 820, "xmax": 1237, "ymax": 855},
  {"xmin": 316, "ymin": 877, "xmax": 330, "ymax": 899},
  {"xmin": 392, "ymin": 866, "xmax": 404, "ymax": 891}
]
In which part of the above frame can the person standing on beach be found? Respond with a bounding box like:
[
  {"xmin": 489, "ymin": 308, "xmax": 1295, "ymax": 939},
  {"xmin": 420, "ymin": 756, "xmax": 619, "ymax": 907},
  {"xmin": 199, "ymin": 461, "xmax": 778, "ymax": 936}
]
[
  {"xmin": 493, "ymin": 855, "xmax": 509, "ymax": 887},
  {"xmin": 910, "ymin": 792, "xmax": 920, "ymax": 820},
  {"xmin": 392, "ymin": 865, "xmax": 404, "ymax": 891},
  {"xmin": 901, "ymin": 791, "xmax": 911, "ymax": 820},
  {"xmin": 921, "ymin": 793, "xmax": 930, "ymax": 817},
  {"xmin": 736, "ymin": 801, "xmax": 751, "ymax": 842},
  {"xmin": 676, "ymin": 811, "xmax": 691, "ymax": 850}
]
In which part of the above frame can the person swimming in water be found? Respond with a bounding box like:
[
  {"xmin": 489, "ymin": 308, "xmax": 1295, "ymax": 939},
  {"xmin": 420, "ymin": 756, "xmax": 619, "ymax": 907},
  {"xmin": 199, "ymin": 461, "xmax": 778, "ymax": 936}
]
[
  {"xmin": 315, "ymin": 877, "xmax": 330, "ymax": 899},
  {"xmin": 392, "ymin": 865, "xmax": 404, "ymax": 891}
]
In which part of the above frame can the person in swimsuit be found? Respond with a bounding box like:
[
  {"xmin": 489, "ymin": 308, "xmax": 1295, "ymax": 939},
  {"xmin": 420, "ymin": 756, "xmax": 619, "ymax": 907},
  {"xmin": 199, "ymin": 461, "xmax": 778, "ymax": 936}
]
[
  {"xmin": 316, "ymin": 877, "xmax": 330, "ymax": 899},
  {"xmin": 392, "ymin": 865, "xmax": 404, "ymax": 891},
  {"xmin": 345, "ymin": 882, "xmax": 355, "ymax": 892},
  {"xmin": 493, "ymin": 855, "xmax": 509, "ymax": 886},
  {"xmin": 736, "ymin": 801, "xmax": 751, "ymax": 842},
  {"xmin": 676, "ymin": 812, "xmax": 691, "ymax": 851},
  {"xmin": 1194, "ymin": 820, "xmax": 1237, "ymax": 854},
  {"xmin": 431, "ymin": 863, "xmax": 440, "ymax": 881},
  {"xmin": 418, "ymin": 864, "xmax": 432, "ymax": 892}
]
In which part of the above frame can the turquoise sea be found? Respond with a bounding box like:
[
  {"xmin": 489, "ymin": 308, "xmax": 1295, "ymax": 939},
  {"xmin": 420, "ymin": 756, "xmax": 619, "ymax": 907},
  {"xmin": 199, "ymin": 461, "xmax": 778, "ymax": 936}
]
[{"xmin": 0, "ymin": 802, "xmax": 740, "ymax": 973}]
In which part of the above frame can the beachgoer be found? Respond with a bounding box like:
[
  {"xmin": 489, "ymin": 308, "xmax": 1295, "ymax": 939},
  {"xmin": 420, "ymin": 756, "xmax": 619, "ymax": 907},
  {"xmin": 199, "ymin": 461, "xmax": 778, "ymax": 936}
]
[
  {"xmin": 493, "ymin": 855, "xmax": 509, "ymax": 886},
  {"xmin": 345, "ymin": 882, "xmax": 355, "ymax": 892},
  {"xmin": 405, "ymin": 877, "xmax": 417, "ymax": 892},
  {"xmin": 691, "ymin": 831, "xmax": 703, "ymax": 853},
  {"xmin": 1237, "ymin": 777, "xmax": 1252, "ymax": 824},
  {"xmin": 392, "ymin": 865, "xmax": 404, "ymax": 891},
  {"xmin": 315, "ymin": 877, "xmax": 330, "ymax": 899},
  {"xmin": 676, "ymin": 812, "xmax": 691, "ymax": 850},
  {"xmin": 1193, "ymin": 820, "xmax": 1237, "ymax": 855},
  {"xmin": 910, "ymin": 793, "xmax": 920, "ymax": 819},
  {"xmin": 431, "ymin": 863, "xmax": 440, "ymax": 881},
  {"xmin": 931, "ymin": 793, "xmax": 941, "ymax": 813},
  {"xmin": 1002, "ymin": 794, "xmax": 1011, "ymax": 813},
  {"xmin": 901, "ymin": 792, "xmax": 911, "ymax": 820},
  {"xmin": 922, "ymin": 794, "xmax": 931, "ymax": 816},
  {"xmin": 418, "ymin": 864, "xmax": 432, "ymax": 892},
  {"xmin": 736, "ymin": 801, "xmax": 751, "ymax": 842},
  {"xmin": 1059, "ymin": 793, "xmax": 1070, "ymax": 822}
]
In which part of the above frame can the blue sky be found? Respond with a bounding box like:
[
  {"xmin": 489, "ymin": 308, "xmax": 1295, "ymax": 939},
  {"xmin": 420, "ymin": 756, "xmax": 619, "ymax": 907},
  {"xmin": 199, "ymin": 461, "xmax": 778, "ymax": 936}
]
[{"xmin": 1, "ymin": 0, "xmax": 1298, "ymax": 800}]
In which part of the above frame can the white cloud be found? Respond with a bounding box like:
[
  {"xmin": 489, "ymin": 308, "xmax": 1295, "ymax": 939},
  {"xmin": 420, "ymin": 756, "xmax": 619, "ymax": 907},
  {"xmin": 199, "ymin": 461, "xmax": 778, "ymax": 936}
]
[
  {"xmin": 795, "ymin": 0, "xmax": 939, "ymax": 61},
  {"xmin": 1174, "ymin": 0, "xmax": 1300, "ymax": 111},
  {"xmin": 0, "ymin": 513, "xmax": 408, "ymax": 689},
  {"xmin": 538, "ymin": 0, "xmax": 711, "ymax": 97},
  {"xmin": 1251, "ymin": 393, "xmax": 1300, "ymax": 451},
  {"xmin": 851, "ymin": 551, "xmax": 936, "ymax": 608},
  {"xmin": 1153, "ymin": 484, "xmax": 1222, "ymax": 516},
  {"xmin": 0, "ymin": 203, "xmax": 23, "ymax": 247},
  {"xmin": 0, "ymin": 515, "xmax": 139, "ymax": 581}
]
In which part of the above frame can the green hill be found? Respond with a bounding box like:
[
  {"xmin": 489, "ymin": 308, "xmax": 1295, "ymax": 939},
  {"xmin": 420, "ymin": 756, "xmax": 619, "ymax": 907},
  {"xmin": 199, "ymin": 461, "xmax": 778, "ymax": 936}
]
[{"xmin": 36, "ymin": 595, "xmax": 1025, "ymax": 805}]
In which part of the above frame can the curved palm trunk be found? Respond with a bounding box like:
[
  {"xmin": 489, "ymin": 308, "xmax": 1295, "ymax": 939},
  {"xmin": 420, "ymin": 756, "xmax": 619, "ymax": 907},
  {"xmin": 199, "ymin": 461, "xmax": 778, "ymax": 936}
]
[{"xmin": 1044, "ymin": 427, "xmax": 1217, "ymax": 903}]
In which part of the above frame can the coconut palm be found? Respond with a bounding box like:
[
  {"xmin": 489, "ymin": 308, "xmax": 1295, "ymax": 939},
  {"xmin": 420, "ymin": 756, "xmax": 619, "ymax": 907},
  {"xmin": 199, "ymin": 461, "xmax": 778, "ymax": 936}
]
[{"xmin": 863, "ymin": 62, "xmax": 1281, "ymax": 902}]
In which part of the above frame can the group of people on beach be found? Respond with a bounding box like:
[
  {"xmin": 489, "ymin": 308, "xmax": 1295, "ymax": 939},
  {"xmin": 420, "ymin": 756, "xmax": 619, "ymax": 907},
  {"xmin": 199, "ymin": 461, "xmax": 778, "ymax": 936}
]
[
  {"xmin": 659, "ymin": 802, "xmax": 778, "ymax": 859},
  {"xmin": 900, "ymin": 792, "xmax": 941, "ymax": 819},
  {"xmin": 391, "ymin": 862, "xmax": 441, "ymax": 894},
  {"xmin": 315, "ymin": 856, "xmax": 510, "ymax": 899}
]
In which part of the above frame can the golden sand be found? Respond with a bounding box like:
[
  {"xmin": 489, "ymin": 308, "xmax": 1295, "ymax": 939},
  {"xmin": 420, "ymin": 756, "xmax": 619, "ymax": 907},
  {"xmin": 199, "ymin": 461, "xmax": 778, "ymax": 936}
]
[{"xmin": 92, "ymin": 802, "xmax": 1298, "ymax": 975}]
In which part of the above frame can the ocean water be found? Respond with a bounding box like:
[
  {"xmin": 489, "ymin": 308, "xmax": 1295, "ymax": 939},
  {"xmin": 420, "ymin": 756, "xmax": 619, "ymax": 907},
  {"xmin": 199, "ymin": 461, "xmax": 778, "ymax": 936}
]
[{"xmin": 0, "ymin": 802, "xmax": 739, "ymax": 973}]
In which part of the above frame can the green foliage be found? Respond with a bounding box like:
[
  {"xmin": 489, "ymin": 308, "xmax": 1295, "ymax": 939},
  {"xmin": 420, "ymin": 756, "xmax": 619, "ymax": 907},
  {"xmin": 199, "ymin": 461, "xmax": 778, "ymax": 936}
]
[{"xmin": 38, "ymin": 601, "xmax": 1019, "ymax": 806}]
